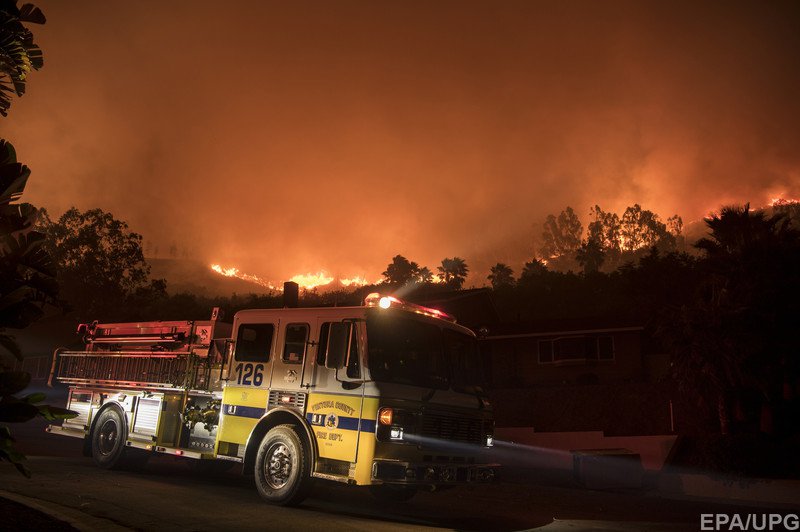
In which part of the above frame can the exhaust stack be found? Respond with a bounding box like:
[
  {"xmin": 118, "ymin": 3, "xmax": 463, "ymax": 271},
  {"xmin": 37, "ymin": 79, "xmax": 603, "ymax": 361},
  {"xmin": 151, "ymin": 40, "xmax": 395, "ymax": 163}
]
[{"xmin": 283, "ymin": 281, "xmax": 299, "ymax": 308}]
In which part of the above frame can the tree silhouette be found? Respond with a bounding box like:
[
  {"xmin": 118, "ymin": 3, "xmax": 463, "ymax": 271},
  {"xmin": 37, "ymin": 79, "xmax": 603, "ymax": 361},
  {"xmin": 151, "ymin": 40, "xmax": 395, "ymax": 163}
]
[
  {"xmin": 381, "ymin": 255, "xmax": 419, "ymax": 286},
  {"xmin": 620, "ymin": 204, "xmax": 672, "ymax": 252},
  {"xmin": 37, "ymin": 207, "xmax": 166, "ymax": 320},
  {"xmin": 488, "ymin": 263, "xmax": 514, "ymax": 289},
  {"xmin": 662, "ymin": 203, "xmax": 800, "ymax": 435},
  {"xmin": 0, "ymin": 1, "xmax": 45, "ymax": 116},
  {"xmin": 539, "ymin": 206, "xmax": 582, "ymax": 258},
  {"xmin": 437, "ymin": 257, "xmax": 468, "ymax": 289},
  {"xmin": 519, "ymin": 258, "xmax": 548, "ymax": 280},
  {"xmin": 587, "ymin": 205, "xmax": 621, "ymax": 254},
  {"xmin": 417, "ymin": 266, "xmax": 433, "ymax": 284},
  {"xmin": 575, "ymin": 238, "xmax": 605, "ymax": 275}
]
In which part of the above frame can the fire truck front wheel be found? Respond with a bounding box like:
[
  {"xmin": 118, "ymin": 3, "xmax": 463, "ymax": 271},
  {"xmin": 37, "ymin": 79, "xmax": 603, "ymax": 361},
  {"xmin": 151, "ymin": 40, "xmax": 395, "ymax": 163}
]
[
  {"xmin": 254, "ymin": 424, "xmax": 313, "ymax": 506},
  {"xmin": 91, "ymin": 407, "xmax": 128, "ymax": 469}
]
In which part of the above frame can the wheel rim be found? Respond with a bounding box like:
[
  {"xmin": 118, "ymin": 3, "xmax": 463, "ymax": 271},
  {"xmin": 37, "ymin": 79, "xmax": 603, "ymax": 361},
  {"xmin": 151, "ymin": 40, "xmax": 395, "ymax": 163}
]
[
  {"xmin": 98, "ymin": 419, "xmax": 118, "ymax": 456},
  {"xmin": 264, "ymin": 441, "xmax": 292, "ymax": 489}
]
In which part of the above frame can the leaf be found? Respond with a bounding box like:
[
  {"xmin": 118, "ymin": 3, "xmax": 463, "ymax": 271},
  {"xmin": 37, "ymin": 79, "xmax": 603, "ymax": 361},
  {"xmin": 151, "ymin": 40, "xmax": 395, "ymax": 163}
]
[
  {"xmin": 0, "ymin": 333, "xmax": 22, "ymax": 360},
  {"xmin": 23, "ymin": 392, "xmax": 45, "ymax": 404},
  {"xmin": 0, "ymin": 401, "xmax": 39, "ymax": 423},
  {"xmin": 37, "ymin": 404, "xmax": 78, "ymax": 421},
  {"xmin": 18, "ymin": 4, "xmax": 47, "ymax": 25},
  {"xmin": 0, "ymin": 370, "xmax": 30, "ymax": 395}
]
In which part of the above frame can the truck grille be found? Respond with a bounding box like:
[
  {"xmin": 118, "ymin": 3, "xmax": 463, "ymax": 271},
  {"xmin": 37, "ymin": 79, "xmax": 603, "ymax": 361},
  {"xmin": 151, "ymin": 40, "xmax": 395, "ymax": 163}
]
[{"xmin": 420, "ymin": 413, "xmax": 484, "ymax": 445}]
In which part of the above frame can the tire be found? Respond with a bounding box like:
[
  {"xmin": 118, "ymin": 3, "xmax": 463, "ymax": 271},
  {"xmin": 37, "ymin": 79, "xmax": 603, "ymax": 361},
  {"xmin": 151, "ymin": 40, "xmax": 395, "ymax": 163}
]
[
  {"xmin": 254, "ymin": 424, "xmax": 313, "ymax": 506},
  {"xmin": 369, "ymin": 484, "xmax": 418, "ymax": 502},
  {"xmin": 91, "ymin": 407, "xmax": 128, "ymax": 469}
]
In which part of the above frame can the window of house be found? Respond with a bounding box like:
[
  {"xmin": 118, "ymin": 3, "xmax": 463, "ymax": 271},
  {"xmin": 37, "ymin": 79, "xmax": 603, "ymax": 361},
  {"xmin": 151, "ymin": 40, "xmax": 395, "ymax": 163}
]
[
  {"xmin": 554, "ymin": 336, "xmax": 585, "ymax": 361},
  {"xmin": 538, "ymin": 340, "xmax": 553, "ymax": 363},
  {"xmin": 235, "ymin": 323, "xmax": 274, "ymax": 362},
  {"xmin": 598, "ymin": 336, "xmax": 614, "ymax": 360},
  {"xmin": 282, "ymin": 323, "xmax": 309, "ymax": 364}
]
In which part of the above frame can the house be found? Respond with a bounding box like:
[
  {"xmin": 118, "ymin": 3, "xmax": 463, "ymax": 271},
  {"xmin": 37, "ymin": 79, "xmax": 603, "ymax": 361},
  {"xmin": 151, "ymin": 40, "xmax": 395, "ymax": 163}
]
[{"xmin": 481, "ymin": 317, "xmax": 647, "ymax": 388}]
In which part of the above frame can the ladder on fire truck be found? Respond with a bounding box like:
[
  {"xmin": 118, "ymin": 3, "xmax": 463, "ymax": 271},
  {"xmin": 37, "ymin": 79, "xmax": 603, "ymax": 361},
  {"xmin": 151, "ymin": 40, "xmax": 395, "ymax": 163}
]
[{"xmin": 48, "ymin": 310, "xmax": 231, "ymax": 393}]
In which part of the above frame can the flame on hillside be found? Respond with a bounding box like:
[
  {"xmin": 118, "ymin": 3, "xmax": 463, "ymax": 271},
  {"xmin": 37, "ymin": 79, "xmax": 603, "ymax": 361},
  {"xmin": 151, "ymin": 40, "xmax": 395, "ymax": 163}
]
[
  {"xmin": 770, "ymin": 197, "xmax": 800, "ymax": 207},
  {"xmin": 210, "ymin": 264, "xmax": 278, "ymax": 290},
  {"xmin": 341, "ymin": 276, "xmax": 370, "ymax": 287},
  {"xmin": 210, "ymin": 264, "xmax": 379, "ymax": 291},
  {"xmin": 290, "ymin": 272, "xmax": 334, "ymax": 290}
]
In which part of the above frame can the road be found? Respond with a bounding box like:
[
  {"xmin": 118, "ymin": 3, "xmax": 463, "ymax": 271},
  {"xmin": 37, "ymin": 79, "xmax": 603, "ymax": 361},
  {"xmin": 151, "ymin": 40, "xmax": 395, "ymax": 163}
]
[{"xmin": 5, "ymin": 416, "xmax": 792, "ymax": 531}]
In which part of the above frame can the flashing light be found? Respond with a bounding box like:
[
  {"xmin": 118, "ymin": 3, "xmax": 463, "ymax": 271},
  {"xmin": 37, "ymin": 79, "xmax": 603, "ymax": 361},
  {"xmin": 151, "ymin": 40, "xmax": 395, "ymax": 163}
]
[
  {"xmin": 363, "ymin": 293, "xmax": 457, "ymax": 323},
  {"xmin": 378, "ymin": 407, "xmax": 393, "ymax": 426}
]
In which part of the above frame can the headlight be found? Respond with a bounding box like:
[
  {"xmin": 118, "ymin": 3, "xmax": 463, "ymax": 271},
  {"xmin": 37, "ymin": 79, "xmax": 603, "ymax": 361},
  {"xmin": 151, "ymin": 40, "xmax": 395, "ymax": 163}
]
[{"xmin": 376, "ymin": 407, "xmax": 415, "ymax": 443}]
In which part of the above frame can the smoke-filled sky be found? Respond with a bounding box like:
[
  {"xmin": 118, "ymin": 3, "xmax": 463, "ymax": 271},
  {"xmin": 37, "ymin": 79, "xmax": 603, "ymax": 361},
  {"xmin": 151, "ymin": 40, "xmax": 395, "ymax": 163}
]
[{"xmin": 4, "ymin": 0, "xmax": 800, "ymax": 285}]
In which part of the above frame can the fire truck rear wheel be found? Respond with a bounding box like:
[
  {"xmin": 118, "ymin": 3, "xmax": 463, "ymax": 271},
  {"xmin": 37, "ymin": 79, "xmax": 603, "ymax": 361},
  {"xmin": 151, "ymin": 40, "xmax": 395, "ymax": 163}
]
[
  {"xmin": 91, "ymin": 407, "xmax": 128, "ymax": 469},
  {"xmin": 254, "ymin": 424, "xmax": 313, "ymax": 506}
]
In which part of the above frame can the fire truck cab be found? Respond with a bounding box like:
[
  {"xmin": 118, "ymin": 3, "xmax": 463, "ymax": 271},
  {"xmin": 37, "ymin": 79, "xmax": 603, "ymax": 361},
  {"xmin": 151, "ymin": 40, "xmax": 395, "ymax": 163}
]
[{"xmin": 48, "ymin": 293, "xmax": 496, "ymax": 505}]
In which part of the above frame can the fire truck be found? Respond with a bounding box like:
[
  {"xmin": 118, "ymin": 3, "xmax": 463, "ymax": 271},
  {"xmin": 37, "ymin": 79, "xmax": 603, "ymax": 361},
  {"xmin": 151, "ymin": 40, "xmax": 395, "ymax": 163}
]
[{"xmin": 47, "ymin": 292, "xmax": 496, "ymax": 505}]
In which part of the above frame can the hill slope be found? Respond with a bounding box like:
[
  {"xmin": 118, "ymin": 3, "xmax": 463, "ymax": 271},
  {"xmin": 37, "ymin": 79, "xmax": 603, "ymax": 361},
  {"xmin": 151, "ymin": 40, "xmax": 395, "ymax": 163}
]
[{"xmin": 147, "ymin": 259, "xmax": 272, "ymax": 296}]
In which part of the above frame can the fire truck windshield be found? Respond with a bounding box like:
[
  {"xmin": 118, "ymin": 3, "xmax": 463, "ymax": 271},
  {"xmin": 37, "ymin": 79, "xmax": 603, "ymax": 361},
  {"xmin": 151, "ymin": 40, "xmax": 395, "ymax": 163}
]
[{"xmin": 365, "ymin": 310, "xmax": 483, "ymax": 390}]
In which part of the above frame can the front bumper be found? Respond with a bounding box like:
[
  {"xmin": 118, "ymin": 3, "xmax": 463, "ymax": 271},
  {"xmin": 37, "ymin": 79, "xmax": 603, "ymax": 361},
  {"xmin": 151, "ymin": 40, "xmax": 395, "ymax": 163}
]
[{"xmin": 372, "ymin": 459, "xmax": 498, "ymax": 485}]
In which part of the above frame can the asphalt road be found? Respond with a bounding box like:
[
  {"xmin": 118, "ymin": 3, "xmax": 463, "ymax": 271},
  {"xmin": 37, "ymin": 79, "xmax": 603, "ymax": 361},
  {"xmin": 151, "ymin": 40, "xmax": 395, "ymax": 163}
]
[{"xmin": 4, "ymin": 414, "xmax": 793, "ymax": 531}]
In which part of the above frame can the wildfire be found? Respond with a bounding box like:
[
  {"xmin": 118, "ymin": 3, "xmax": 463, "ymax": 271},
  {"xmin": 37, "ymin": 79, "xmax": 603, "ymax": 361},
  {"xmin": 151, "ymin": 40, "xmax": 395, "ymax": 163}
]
[
  {"xmin": 209, "ymin": 265, "xmax": 378, "ymax": 290},
  {"xmin": 341, "ymin": 276, "xmax": 370, "ymax": 287},
  {"xmin": 290, "ymin": 272, "xmax": 334, "ymax": 290},
  {"xmin": 770, "ymin": 197, "xmax": 800, "ymax": 207},
  {"xmin": 210, "ymin": 264, "xmax": 278, "ymax": 290}
]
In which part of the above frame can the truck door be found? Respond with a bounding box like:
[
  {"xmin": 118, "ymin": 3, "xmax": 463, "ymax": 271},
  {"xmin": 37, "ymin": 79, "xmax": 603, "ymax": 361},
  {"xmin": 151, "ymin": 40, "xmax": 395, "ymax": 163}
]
[
  {"xmin": 216, "ymin": 320, "xmax": 277, "ymax": 458},
  {"xmin": 270, "ymin": 321, "xmax": 312, "ymax": 394},
  {"xmin": 306, "ymin": 320, "xmax": 366, "ymax": 464}
]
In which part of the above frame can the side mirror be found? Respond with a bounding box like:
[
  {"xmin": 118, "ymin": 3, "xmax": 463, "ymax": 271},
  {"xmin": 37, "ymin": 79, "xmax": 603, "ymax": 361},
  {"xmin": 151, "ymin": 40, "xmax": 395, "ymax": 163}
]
[{"xmin": 325, "ymin": 322, "xmax": 351, "ymax": 369}]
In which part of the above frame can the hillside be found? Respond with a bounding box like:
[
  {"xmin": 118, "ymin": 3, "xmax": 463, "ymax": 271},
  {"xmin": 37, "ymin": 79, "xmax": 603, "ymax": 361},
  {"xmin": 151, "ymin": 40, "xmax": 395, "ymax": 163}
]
[{"xmin": 147, "ymin": 259, "xmax": 272, "ymax": 297}]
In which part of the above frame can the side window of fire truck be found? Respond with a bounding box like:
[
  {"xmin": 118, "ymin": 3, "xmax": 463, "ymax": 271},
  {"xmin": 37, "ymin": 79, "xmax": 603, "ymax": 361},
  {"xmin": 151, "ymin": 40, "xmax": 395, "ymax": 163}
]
[
  {"xmin": 346, "ymin": 324, "xmax": 360, "ymax": 379},
  {"xmin": 444, "ymin": 329, "xmax": 483, "ymax": 388},
  {"xmin": 236, "ymin": 323, "xmax": 274, "ymax": 362},
  {"xmin": 316, "ymin": 322, "xmax": 360, "ymax": 378},
  {"xmin": 317, "ymin": 323, "xmax": 330, "ymax": 366},
  {"xmin": 282, "ymin": 323, "xmax": 309, "ymax": 364}
]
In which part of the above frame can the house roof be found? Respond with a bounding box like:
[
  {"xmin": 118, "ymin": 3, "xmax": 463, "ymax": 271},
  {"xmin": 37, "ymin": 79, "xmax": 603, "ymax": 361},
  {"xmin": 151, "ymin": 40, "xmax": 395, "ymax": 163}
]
[{"xmin": 484, "ymin": 316, "xmax": 644, "ymax": 339}]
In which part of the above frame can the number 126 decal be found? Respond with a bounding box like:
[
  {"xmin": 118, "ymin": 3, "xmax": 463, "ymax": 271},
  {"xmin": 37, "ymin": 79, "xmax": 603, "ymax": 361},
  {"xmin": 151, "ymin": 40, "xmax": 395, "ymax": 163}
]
[{"xmin": 233, "ymin": 363, "xmax": 265, "ymax": 386}]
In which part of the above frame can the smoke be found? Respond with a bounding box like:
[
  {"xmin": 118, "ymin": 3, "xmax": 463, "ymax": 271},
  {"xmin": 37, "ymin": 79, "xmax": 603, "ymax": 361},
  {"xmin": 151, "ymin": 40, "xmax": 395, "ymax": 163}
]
[{"xmin": 5, "ymin": 0, "xmax": 800, "ymax": 285}]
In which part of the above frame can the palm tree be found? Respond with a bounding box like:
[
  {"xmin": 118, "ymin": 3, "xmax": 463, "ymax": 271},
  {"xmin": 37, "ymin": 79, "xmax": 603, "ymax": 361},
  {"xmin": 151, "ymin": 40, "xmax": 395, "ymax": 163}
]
[
  {"xmin": 487, "ymin": 263, "xmax": 514, "ymax": 289},
  {"xmin": 416, "ymin": 266, "xmax": 433, "ymax": 284},
  {"xmin": 437, "ymin": 257, "xmax": 468, "ymax": 289},
  {"xmin": 0, "ymin": 1, "xmax": 46, "ymax": 116},
  {"xmin": 381, "ymin": 255, "xmax": 419, "ymax": 286},
  {"xmin": 664, "ymin": 203, "xmax": 800, "ymax": 435}
]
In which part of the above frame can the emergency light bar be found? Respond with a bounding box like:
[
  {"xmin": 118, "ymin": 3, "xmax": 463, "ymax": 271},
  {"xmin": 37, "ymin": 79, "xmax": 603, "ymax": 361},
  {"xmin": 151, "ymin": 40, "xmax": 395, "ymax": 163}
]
[{"xmin": 363, "ymin": 293, "xmax": 457, "ymax": 323}]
